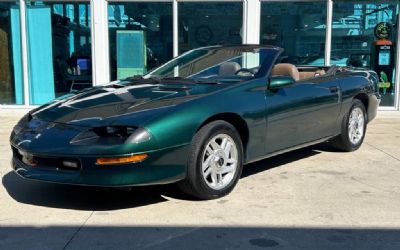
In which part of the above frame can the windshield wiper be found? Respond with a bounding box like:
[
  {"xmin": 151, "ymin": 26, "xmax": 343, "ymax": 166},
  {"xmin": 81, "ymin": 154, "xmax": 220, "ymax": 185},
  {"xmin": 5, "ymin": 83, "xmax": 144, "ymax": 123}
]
[
  {"xmin": 125, "ymin": 75, "xmax": 161, "ymax": 85},
  {"xmin": 162, "ymin": 77, "xmax": 219, "ymax": 85},
  {"xmin": 192, "ymin": 79, "xmax": 220, "ymax": 85},
  {"xmin": 161, "ymin": 76, "xmax": 185, "ymax": 80}
]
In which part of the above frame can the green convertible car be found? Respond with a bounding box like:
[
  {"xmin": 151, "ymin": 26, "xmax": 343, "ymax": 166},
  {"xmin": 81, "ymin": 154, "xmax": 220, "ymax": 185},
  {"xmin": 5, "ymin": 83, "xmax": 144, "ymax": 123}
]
[{"xmin": 10, "ymin": 45, "xmax": 380, "ymax": 199}]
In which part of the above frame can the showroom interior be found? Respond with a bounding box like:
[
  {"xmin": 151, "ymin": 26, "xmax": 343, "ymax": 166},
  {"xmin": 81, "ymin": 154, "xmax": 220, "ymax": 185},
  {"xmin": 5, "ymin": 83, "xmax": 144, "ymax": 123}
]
[{"xmin": 0, "ymin": 0, "xmax": 399, "ymax": 110}]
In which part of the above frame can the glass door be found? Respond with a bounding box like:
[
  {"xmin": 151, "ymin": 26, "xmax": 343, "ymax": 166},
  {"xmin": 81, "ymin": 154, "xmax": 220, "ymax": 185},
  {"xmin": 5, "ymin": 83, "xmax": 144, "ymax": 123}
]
[
  {"xmin": 178, "ymin": 1, "xmax": 243, "ymax": 53},
  {"xmin": 25, "ymin": 1, "xmax": 92, "ymax": 104},
  {"xmin": 107, "ymin": 1, "xmax": 173, "ymax": 81},
  {"xmin": 0, "ymin": 1, "xmax": 23, "ymax": 105},
  {"xmin": 260, "ymin": 1, "xmax": 327, "ymax": 66}
]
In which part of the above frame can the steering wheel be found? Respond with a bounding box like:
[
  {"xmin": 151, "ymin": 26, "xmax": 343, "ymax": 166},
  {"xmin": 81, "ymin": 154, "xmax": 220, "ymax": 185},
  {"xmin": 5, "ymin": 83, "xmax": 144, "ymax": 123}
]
[{"xmin": 235, "ymin": 68, "xmax": 255, "ymax": 77}]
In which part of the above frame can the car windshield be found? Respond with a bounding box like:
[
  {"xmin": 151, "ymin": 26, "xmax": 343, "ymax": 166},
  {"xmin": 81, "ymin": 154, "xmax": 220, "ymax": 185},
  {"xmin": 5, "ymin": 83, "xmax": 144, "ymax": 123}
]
[{"xmin": 144, "ymin": 47, "xmax": 275, "ymax": 82}]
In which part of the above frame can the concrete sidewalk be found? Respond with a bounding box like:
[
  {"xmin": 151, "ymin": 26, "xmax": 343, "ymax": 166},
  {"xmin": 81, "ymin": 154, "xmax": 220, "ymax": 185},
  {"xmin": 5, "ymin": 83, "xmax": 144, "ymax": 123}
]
[{"xmin": 1, "ymin": 111, "xmax": 400, "ymax": 249}]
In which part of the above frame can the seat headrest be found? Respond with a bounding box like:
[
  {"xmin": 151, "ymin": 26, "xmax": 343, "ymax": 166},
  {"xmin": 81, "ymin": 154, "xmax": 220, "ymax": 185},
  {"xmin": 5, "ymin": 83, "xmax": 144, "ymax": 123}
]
[
  {"xmin": 219, "ymin": 62, "xmax": 241, "ymax": 76},
  {"xmin": 315, "ymin": 69, "xmax": 326, "ymax": 76},
  {"xmin": 271, "ymin": 63, "xmax": 300, "ymax": 81}
]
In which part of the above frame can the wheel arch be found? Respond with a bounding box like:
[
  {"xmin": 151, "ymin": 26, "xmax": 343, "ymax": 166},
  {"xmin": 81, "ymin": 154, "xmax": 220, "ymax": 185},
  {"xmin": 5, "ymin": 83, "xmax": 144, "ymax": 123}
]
[
  {"xmin": 354, "ymin": 92, "xmax": 369, "ymax": 113},
  {"xmin": 197, "ymin": 113, "xmax": 249, "ymax": 153}
]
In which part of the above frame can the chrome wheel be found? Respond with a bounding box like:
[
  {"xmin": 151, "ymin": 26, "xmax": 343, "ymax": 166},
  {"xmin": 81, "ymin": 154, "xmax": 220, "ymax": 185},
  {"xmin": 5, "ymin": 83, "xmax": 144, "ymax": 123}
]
[
  {"xmin": 201, "ymin": 134, "xmax": 238, "ymax": 190},
  {"xmin": 348, "ymin": 107, "xmax": 365, "ymax": 145}
]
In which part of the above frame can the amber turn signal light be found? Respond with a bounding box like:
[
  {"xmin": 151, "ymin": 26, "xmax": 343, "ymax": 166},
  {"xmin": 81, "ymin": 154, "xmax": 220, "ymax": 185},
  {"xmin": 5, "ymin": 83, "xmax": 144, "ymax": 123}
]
[{"xmin": 96, "ymin": 154, "xmax": 148, "ymax": 165}]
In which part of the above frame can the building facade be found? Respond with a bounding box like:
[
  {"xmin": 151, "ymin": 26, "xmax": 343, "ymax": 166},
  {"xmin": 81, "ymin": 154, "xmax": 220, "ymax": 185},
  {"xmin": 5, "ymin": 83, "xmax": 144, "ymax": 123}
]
[{"xmin": 0, "ymin": 0, "xmax": 399, "ymax": 110}]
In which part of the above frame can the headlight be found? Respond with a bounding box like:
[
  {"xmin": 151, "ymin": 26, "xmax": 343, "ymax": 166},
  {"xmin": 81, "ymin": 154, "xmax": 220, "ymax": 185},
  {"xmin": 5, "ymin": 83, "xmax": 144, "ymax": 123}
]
[
  {"xmin": 126, "ymin": 127, "xmax": 151, "ymax": 144},
  {"xmin": 13, "ymin": 113, "xmax": 32, "ymax": 135},
  {"xmin": 70, "ymin": 126, "xmax": 151, "ymax": 145},
  {"xmin": 92, "ymin": 126, "xmax": 137, "ymax": 137}
]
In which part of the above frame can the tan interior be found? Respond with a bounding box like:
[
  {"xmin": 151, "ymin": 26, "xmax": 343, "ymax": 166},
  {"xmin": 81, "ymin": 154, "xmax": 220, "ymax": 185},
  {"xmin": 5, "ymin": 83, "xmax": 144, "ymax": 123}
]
[
  {"xmin": 218, "ymin": 62, "xmax": 241, "ymax": 76},
  {"xmin": 299, "ymin": 71, "xmax": 316, "ymax": 80},
  {"xmin": 271, "ymin": 63, "xmax": 300, "ymax": 81},
  {"xmin": 272, "ymin": 63, "xmax": 326, "ymax": 81}
]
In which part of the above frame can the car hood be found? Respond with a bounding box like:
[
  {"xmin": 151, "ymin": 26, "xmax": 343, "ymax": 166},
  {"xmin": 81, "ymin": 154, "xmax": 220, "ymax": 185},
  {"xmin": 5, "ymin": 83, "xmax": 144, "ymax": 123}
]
[{"xmin": 30, "ymin": 82, "xmax": 225, "ymax": 127}]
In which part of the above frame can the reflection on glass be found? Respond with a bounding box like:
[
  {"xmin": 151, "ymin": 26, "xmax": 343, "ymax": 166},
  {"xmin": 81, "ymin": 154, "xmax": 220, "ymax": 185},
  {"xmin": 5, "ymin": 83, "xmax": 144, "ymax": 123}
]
[
  {"xmin": 26, "ymin": 1, "xmax": 92, "ymax": 105},
  {"xmin": 0, "ymin": 1, "xmax": 23, "ymax": 104},
  {"xmin": 178, "ymin": 2, "xmax": 243, "ymax": 53},
  {"xmin": 108, "ymin": 2, "xmax": 173, "ymax": 80},
  {"xmin": 261, "ymin": 2, "xmax": 327, "ymax": 66},
  {"xmin": 332, "ymin": 1, "xmax": 399, "ymax": 107}
]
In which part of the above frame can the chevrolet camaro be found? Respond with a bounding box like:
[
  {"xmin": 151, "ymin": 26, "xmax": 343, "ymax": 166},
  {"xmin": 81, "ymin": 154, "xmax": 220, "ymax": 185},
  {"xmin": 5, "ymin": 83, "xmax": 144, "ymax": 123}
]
[{"xmin": 10, "ymin": 45, "xmax": 380, "ymax": 199}]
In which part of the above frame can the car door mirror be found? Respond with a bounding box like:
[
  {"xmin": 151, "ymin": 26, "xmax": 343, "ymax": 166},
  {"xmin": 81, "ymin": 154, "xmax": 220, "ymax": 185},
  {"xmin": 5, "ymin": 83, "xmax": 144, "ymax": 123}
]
[{"xmin": 269, "ymin": 76, "xmax": 295, "ymax": 89}]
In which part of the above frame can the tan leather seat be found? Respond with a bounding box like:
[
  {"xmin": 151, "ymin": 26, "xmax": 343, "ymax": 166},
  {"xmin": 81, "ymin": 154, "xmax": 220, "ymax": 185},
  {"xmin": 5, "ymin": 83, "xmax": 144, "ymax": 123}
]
[
  {"xmin": 315, "ymin": 69, "xmax": 326, "ymax": 76},
  {"xmin": 219, "ymin": 62, "xmax": 241, "ymax": 76},
  {"xmin": 271, "ymin": 63, "xmax": 300, "ymax": 81},
  {"xmin": 299, "ymin": 71, "xmax": 315, "ymax": 80},
  {"xmin": 218, "ymin": 62, "xmax": 242, "ymax": 76},
  {"xmin": 299, "ymin": 69, "xmax": 326, "ymax": 80}
]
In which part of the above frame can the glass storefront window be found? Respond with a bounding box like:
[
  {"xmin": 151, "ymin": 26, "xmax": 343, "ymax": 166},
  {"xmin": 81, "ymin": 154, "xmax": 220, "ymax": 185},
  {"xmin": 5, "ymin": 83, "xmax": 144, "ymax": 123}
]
[
  {"xmin": 261, "ymin": 1, "xmax": 327, "ymax": 66},
  {"xmin": 178, "ymin": 2, "xmax": 243, "ymax": 53},
  {"xmin": 25, "ymin": 1, "xmax": 92, "ymax": 105},
  {"xmin": 331, "ymin": 1, "xmax": 399, "ymax": 107},
  {"xmin": 0, "ymin": 1, "xmax": 23, "ymax": 104},
  {"xmin": 108, "ymin": 2, "xmax": 173, "ymax": 81},
  {"xmin": 1, "ymin": 0, "xmax": 398, "ymax": 110}
]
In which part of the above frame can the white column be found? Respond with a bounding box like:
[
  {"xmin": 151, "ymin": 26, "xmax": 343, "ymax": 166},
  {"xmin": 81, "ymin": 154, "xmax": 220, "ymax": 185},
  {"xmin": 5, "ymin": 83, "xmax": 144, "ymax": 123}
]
[
  {"xmin": 325, "ymin": 0, "xmax": 333, "ymax": 66},
  {"xmin": 243, "ymin": 0, "xmax": 260, "ymax": 44},
  {"xmin": 19, "ymin": 0, "xmax": 29, "ymax": 105},
  {"xmin": 91, "ymin": 0, "xmax": 110, "ymax": 85},
  {"xmin": 173, "ymin": 0, "xmax": 178, "ymax": 57}
]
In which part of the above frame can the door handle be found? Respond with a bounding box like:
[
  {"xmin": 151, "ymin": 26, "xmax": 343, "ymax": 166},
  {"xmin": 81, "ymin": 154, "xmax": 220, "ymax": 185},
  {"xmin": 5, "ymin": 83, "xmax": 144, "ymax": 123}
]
[{"xmin": 329, "ymin": 86, "xmax": 338, "ymax": 93}]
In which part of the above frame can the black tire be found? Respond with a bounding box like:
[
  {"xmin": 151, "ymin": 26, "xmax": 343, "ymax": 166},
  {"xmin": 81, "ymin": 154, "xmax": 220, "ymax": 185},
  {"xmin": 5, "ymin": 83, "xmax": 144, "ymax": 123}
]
[
  {"xmin": 330, "ymin": 99, "xmax": 367, "ymax": 152},
  {"xmin": 178, "ymin": 120, "xmax": 244, "ymax": 200}
]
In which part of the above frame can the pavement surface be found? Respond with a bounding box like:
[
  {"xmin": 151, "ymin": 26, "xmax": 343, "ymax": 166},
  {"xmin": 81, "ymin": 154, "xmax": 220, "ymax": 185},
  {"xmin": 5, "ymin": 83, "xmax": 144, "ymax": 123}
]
[{"xmin": 0, "ymin": 110, "xmax": 400, "ymax": 250}]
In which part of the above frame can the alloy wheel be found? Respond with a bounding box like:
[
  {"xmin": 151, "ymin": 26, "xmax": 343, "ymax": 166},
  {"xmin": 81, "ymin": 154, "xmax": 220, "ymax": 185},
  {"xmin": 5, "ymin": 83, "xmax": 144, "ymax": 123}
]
[
  {"xmin": 348, "ymin": 107, "xmax": 365, "ymax": 145},
  {"xmin": 201, "ymin": 134, "xmax": 238, "ymax": 190}
]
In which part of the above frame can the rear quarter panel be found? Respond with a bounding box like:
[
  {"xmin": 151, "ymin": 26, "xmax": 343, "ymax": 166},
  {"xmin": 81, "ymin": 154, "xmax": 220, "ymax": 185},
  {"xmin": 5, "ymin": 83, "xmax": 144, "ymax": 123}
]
[{"xmin": 335, "ymin": 70, "xmax": 379, "ymax": 130}]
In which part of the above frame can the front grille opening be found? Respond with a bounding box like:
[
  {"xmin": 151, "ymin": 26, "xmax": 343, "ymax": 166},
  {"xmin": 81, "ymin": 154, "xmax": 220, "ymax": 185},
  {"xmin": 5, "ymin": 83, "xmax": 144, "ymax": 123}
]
[
  {"xmin": 12, "ymin": 146, "xmax": 81, "ymax": 171},
  {"xmin": 36, "ymin": 157, "xmax": 81, "ymax": 171},
  {"xmin": 12, "ymin": 146, "xmax": 23, "ymax": 161}
]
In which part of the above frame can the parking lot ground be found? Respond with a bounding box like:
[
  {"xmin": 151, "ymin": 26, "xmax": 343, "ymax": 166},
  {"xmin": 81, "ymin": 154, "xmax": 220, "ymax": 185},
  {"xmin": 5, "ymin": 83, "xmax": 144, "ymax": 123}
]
[{"xmin": 1, "ymin": 110, "xmax": 400, "ymax": 249}]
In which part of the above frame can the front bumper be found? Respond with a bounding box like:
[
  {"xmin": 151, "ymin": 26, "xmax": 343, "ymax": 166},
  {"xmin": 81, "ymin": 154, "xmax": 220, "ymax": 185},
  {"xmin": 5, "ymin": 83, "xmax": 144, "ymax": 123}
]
[{"xmin": 11, "ymin": 144, "xmax": 188, "ymax": 187}]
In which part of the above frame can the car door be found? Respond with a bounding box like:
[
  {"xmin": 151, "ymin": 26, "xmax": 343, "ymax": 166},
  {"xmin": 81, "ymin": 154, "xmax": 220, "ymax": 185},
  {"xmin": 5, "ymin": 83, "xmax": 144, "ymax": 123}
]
[{"xmin": 265, "ymin": 75, "xmax": 341, "ymax": 154}]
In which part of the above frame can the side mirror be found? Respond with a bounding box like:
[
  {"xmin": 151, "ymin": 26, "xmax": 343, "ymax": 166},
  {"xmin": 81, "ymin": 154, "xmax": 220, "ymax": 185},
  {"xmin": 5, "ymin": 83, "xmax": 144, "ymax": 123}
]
[{"xmin": 269, "ymin": 76, "xmax": 295, "ymax": 89}]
